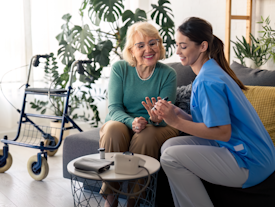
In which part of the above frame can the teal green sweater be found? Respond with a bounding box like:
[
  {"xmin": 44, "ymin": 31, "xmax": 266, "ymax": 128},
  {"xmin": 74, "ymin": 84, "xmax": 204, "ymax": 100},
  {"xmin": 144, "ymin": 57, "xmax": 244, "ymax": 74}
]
[{"xmin": 105, "ymin": 60, "xmax": 177, "ymax": 128}]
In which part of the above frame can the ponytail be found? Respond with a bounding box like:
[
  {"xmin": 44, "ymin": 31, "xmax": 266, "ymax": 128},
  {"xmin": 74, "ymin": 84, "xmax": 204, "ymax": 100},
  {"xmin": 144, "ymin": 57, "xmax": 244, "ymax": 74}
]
[
  {"xmin": 178, "ymin": 17, "xmax": 247, "ymax": 90},
  {"xmin": 210, "ymin": 35, "xmax": 247, "ymax": 90}
]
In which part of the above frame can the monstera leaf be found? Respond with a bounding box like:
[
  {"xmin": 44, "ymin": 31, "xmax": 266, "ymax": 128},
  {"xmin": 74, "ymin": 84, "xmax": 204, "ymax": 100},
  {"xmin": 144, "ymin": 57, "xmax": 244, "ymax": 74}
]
[
  {"xmin": 120, "ymin": 9, "xmax": 147, "ymax": 38},
  {"xmin": 159, "ymin": 27, "xmax": 176, "ymax": 57},
  {"xmin": 61, "ymin": 13, "xmax": 72, "ymax": 23},
  {"xmin": 122, "ymin": 9, "xmax": 147, "ymax": 25},
  {"xmin": 118, "ymin": 9, "xmax": 147, "ymax": 49},
  {"xmin": 57, "ymin": 40, "xmax": 76, "ymax": 65},
  {"xmin": 88, "ymin": 40, "xmax": 113, "ymax": 66},
  {"xmin": 151, "ymin": 0, "xmax": 174, "ymax": 27},
  {"xmin": 89, "ymin": 0, "xmax": 124, "ymax": 22},
  {"xmin": 56, "ymin": 14, "xmax": 73, "ymax": 43},
  {"xmin": 68, "ymin": 25, "xmax": 95, "ymax": 54},
  {"xmin": 151, "ymin": 0, "xmax": 175, "ymax": 57},
  {"xmin": 79, "ymin": 64, "xmax": 102, "ymax": 83}
]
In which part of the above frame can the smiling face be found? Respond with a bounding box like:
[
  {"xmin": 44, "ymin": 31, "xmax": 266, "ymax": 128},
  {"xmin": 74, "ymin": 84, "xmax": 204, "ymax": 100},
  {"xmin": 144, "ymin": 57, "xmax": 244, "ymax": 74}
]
[
  {"xmin": 131, "ymin": 33, "xmax": 160, "ymax": 69},
  {"xmin": 175, "ymin": 31, "xmax": 203, "ymax": 67}
]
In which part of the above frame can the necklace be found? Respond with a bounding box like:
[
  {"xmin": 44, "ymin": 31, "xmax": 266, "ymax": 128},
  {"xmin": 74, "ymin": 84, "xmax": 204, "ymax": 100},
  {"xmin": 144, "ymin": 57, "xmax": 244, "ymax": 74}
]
[{"xmin": 135, "ymin": 66, "xmax": 156, "ymax": 81}]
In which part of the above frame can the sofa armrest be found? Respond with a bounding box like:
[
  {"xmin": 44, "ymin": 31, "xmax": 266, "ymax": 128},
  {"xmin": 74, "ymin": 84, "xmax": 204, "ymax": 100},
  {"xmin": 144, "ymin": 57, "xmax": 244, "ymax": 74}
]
[{"xmin": 62, "ymin": 128, "xmax": 101, "ymax": 179}]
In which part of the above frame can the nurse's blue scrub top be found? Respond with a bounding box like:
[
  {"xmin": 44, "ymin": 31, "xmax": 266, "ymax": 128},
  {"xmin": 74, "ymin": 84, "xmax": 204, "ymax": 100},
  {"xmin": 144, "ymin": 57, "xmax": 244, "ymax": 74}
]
[{"xmin": 191, "ymin": 59, "xmax": 275, "ymax": 188}]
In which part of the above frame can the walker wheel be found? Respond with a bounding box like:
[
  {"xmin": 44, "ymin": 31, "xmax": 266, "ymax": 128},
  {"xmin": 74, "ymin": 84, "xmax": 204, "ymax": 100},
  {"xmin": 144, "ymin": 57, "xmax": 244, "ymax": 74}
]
[
  {"xmin": 44, "ymin": 136, "xmax": 59, "ymax": 157},
  {"xmin": 27, "ymin": 155, "xmax": 49, "ymax": 181},
  {"xmin": 0, "ymin": 150, "xmax": 13, "ymax": 173}
]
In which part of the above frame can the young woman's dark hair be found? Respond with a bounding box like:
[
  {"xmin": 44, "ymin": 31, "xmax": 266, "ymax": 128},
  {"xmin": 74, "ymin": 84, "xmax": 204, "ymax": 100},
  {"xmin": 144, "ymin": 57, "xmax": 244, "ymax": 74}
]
[{"xmin": 178, "ymin": 17, "xmax": 247, "ymax": 90}]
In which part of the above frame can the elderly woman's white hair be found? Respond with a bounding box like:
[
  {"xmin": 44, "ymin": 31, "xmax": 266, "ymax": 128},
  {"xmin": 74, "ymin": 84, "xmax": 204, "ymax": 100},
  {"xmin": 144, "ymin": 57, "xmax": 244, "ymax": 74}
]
[{"xmin": 122, "ymin": 21, "xmax": 166, "ymax": 67}]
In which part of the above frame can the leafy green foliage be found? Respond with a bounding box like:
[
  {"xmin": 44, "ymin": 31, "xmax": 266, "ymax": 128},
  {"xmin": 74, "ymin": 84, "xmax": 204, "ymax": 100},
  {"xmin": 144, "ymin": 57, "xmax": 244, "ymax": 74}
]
[
  {"xmin": 119, "ymin": 9, "xmax": 147, "ymax": 50},
  {"xmin": 90, "ymin": 40, "xmax": 113, "ymax": 66},
  {"xmin": 122, "ymin": 9, "xmax": 147, "ymax": 24},
  {"xmin": 89, "ymin": 0, "xmax": 124, "ymax": 22},
  {"xmin": 151, "ymin": 0, "xmax": 175, "ymax": 57},
  {"xmin": 68, "ymin": 25, "xmax": 95, "ymax": 54},
  {"xmin": 79, "ymin": 0, "xmax": 175, "ymax": 59},
  {"xmin": 256, "ymin": 16, "xmax": 275, "ymax": 63},
  {"xmin": 57, "ymin": 40, "xmax": 76, "ymax": 66},
  {"xmin": 231, "ymin": 34, "xmax": 270, "ymax": 68},
  {"xmin": 30, "ymin": 99, "xmax": 48, "ymax": 114}
]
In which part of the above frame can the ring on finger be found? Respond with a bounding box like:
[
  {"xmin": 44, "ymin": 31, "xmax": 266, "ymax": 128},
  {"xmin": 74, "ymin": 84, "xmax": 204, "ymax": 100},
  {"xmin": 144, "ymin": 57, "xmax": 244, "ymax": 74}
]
[{"xmin": 135, "ymin": 126, "xmax": 140, "ymax": 130}]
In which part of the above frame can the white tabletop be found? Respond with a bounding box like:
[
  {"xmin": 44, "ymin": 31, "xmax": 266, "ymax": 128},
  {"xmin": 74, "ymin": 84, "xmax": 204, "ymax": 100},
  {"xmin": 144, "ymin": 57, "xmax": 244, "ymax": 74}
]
[{"xmin": 67, "ymin": 153, "xmax": 160, "ymax": 181}]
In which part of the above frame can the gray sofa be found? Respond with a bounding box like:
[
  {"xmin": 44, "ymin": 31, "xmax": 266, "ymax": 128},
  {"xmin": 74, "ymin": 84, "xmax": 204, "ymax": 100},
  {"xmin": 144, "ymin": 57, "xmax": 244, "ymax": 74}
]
[{"xmin": 63, "ymin": 61, "xmax": 275, "ymax": 207}]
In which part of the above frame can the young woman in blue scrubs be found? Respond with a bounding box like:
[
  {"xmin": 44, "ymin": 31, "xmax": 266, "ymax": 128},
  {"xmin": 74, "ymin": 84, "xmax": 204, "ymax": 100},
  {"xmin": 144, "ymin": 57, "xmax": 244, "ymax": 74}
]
[{"xmin": 153, "ymin": 17, "xmax": 275, "ymax": 207}]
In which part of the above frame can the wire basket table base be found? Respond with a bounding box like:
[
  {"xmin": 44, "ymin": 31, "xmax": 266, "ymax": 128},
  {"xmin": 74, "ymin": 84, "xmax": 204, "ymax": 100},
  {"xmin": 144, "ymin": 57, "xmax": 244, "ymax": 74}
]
[{"xmin": 71, "ymin": 172, "xmax": 159, "ymax": 207}]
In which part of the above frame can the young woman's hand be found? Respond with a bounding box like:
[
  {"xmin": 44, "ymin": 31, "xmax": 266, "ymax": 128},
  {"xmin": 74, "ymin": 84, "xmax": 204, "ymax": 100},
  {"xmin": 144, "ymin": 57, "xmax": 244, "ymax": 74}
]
[
  {"xmin": 153, "ymin": 99, "xmax": 179, "ymax": 127},
  {"xmin": 142, "ymin": 97, "xmax": 163, "ymax": 124},
  {"xmin": 132, "ymin": 117, "xmax": 148, "ymax": 133}
]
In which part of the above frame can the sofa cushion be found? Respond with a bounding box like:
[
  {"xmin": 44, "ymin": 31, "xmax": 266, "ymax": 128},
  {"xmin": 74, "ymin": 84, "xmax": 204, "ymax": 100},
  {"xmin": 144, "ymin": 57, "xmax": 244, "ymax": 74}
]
[
  {"xmin": 230, "ymin": 61, "xmax": 275, "ymax": 86},
  {"xmin": 243, "ymin": 86, "xmax": 275, "ymax": 145},
  {"xmin": 166, "ymin": 62, "xmax": 196, "ymax": 87},
  {"xmin": 63, "ymin": 128, "xmax": 101, "ymax": 179},
  {"xmin": 166, "ymin": 61, "xmax": 275, "ymax": 87},
  {"xmin": 175, "ymin": 83, "xmax": 192, "ymax": 114}
]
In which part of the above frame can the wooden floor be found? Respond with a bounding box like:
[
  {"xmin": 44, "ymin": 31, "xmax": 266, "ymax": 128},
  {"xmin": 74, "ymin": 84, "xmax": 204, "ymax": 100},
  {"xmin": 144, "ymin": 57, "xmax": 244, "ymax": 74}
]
[
  {"xmin": 0, "ymin": 125, "xmax": 103, "ymax": 207},
  {"xmin": 0, "ymin": 138, "xmax": 129, "ymax": 207},
  {"xmin": 0, "ymin": 141, "xmax": 76, "ymax": 207}
]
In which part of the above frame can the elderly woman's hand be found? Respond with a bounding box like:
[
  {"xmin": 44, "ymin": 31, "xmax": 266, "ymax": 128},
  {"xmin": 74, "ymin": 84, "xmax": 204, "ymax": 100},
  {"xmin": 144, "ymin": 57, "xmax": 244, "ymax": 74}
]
[
  {"xmin": 132, "ymin": 117, "xmax": 148, "ymax": 133},
  {"xmin": 142, "ymin": 97, "xmax": 163, "ymax": 124}
]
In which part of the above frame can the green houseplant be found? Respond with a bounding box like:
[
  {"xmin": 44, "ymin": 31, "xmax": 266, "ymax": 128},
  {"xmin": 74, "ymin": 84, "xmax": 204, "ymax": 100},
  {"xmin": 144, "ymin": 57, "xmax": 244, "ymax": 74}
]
[
  {"xmin": 231, "ymin": 33, "xmax": 270, "ymax": 68},
  {"xmin": 256, "ymin": 16, "xmax": 275, "ymax": 63},
  {"xmin": 30, "ymin": 0, "xmax": 176, "ymax": 127}
]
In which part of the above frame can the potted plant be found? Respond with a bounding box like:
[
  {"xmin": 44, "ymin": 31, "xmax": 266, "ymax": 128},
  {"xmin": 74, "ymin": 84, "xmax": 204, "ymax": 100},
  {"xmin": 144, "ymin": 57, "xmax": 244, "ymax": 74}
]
[
  {"xmin": 256, "ymin": 16, "xmax": 275, "ymax": 69},
  {"xmin": 231, "ymin": 33, "xmax": 270, "ymax": 68},
  {"xmin": 30, "ymin": 0, "xmax": 176, "ymax": 130}
]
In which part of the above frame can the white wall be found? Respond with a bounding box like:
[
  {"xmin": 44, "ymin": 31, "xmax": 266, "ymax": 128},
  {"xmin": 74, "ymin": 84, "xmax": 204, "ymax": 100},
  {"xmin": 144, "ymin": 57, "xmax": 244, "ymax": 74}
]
[{"xmin": 147, "ymin": 0, "xmax": 275, "ymax": 64}]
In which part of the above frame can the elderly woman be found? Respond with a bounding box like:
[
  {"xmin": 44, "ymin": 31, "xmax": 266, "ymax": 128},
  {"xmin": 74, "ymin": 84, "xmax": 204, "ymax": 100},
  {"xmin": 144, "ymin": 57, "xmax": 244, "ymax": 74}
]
[{"xmin": 99, "ymin": 21, "xmax": 179, "ymax": 207}]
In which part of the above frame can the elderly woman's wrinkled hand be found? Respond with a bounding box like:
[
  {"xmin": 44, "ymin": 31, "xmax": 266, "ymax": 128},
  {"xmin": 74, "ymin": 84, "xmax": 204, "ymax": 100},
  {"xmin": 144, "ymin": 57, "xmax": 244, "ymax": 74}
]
[
  {"xmin": 132, "ymin": 117, "xmax": 148, "ymax": 133},
  {"xmin": 142, "ymin": 97, "xmax": 163, "ymax": 124}
]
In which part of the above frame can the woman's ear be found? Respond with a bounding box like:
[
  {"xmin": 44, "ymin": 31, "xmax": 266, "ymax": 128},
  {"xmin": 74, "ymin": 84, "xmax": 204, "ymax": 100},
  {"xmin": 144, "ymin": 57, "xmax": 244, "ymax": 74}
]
[{"xmin": 200, "ymin": 41, "xmax": 208, "ymax": 52}]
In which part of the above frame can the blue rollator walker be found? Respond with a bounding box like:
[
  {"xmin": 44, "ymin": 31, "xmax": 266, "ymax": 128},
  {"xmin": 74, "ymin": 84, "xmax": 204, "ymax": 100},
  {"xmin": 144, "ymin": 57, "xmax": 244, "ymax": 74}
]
[{"xmin": 0, "ymin": 54, "xmax": 88, "ymax": 180}]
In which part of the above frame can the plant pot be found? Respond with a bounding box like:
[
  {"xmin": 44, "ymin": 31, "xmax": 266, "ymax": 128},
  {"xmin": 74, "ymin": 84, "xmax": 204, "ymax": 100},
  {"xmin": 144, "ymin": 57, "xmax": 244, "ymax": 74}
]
[
  {"xmin": 50, "ymin": 120, "xmax": 70, "ymax": 140},
  {"xmin": 244, "ymin": 58, "xmax": 257, "ymax": 69},
  {"xmin": 259, "ymin": 58, "xmax": 275, "ymax": 70},
  {"xmin": 266, "ymin": 59, "xmax": 275, "ymax": 70}
]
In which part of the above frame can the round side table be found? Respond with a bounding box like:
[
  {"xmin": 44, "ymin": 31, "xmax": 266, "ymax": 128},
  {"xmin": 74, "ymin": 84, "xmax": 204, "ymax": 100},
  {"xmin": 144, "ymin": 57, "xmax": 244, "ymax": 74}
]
[{"xmin": 67, "ymin": 152, "xmax": 160, "ymax": 207}]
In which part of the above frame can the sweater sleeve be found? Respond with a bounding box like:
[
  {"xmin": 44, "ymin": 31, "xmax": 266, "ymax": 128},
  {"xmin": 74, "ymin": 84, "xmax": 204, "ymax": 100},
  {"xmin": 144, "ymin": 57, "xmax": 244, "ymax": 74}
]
[
  {"xmin": 158, "ymin": 66, "xmax": 177, "ymax": 104},
  {"xmin": 107, "ymin": 62, "xmax": 134, "ymax": 128},
  {"xmin": 149, "ymin": 65, "xmax": 177, "ymax": 127}
]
